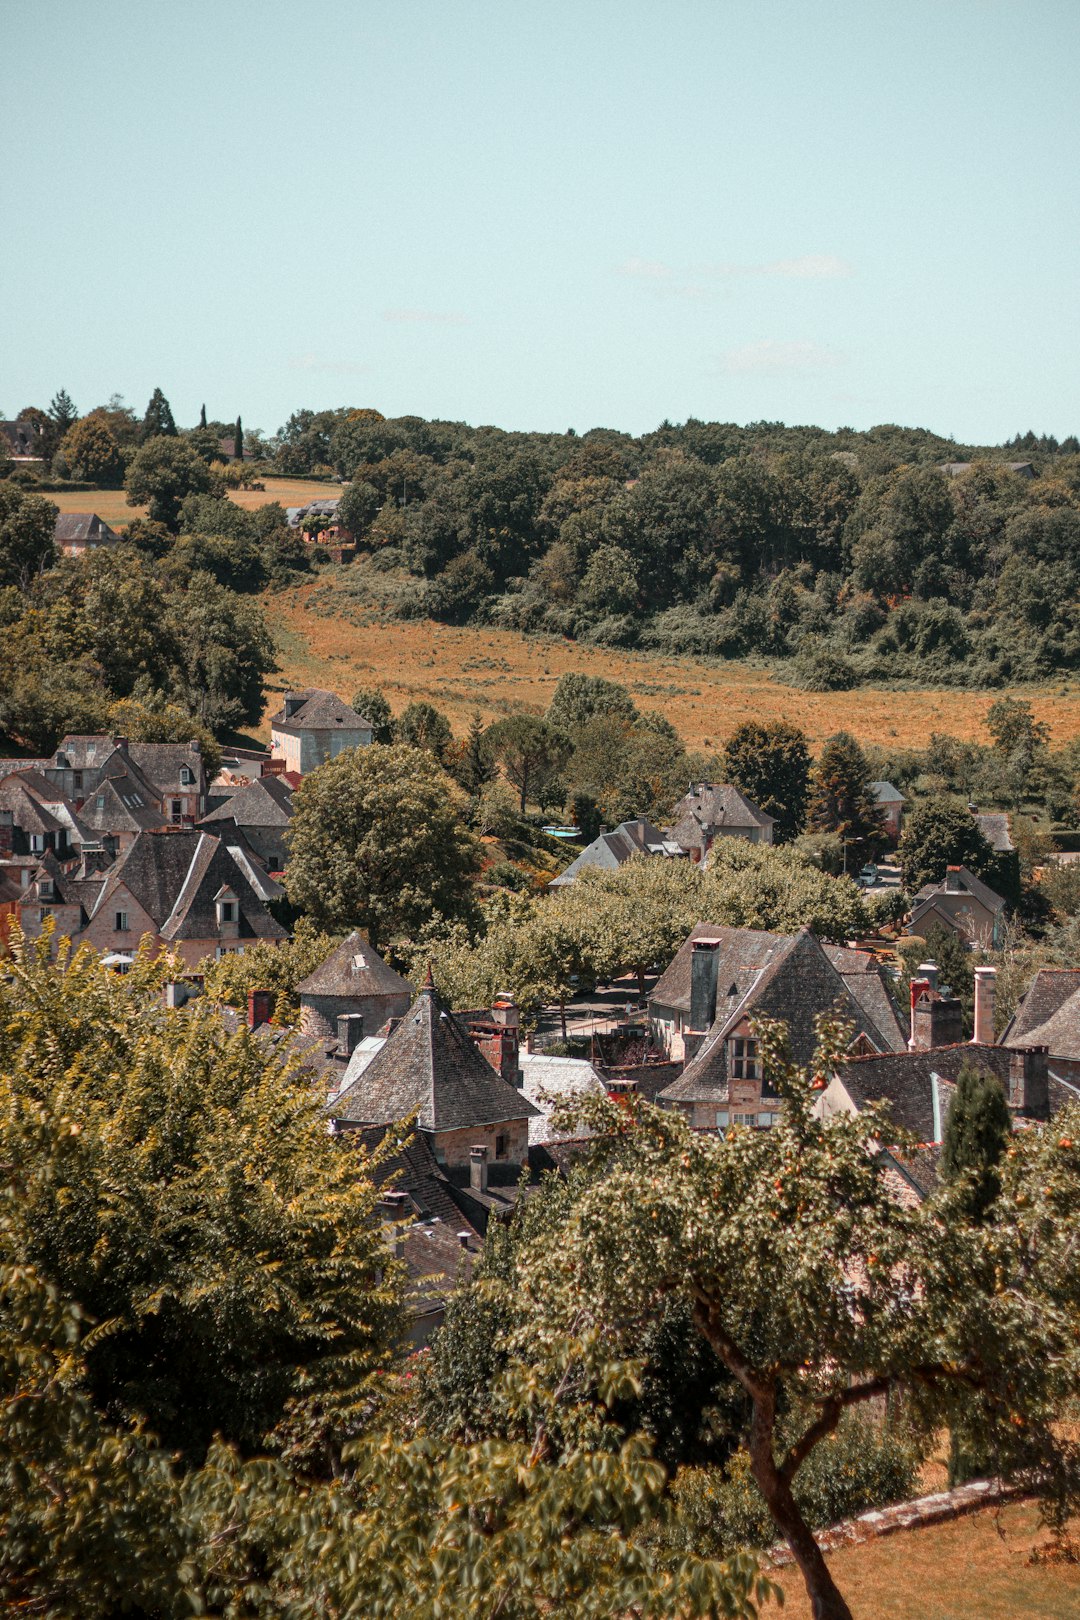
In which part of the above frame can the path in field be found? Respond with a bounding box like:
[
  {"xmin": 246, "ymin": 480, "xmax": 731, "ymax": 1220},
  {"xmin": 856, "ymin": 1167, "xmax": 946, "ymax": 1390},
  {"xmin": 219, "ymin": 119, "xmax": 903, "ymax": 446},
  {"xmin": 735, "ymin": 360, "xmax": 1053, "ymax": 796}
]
[{"xmin": 265, "ymin": 581, "xmax": 1080, "ymax": 752}]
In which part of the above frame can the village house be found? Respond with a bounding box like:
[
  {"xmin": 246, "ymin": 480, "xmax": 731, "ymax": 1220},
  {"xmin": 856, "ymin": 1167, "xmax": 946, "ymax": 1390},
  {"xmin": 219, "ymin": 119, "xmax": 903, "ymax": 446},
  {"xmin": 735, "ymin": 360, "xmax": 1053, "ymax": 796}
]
[
  {"xmin": 200, "ymin": 773, "xmax": 294, "ymax": 871},
  {"xmin": 0, "ymin": 417, "xmax": 46, "ymax": 465},
  {"xmin": 296, "ymin": 929, "xmax": 414, "ymax": 1041},
  {"xmin": 665, "ymin": 782, "xmax": 775, "ymax": 860},
  {"xmin": 653, "ymin": 926, "xmax": 908, "ymax": 1130},
  {"xmin": 53, "ymin": 512, "xmax": 122, "ymax": 557},
  {"xmin": 870, "ymin": 780, "xmax": 906, "ymax": 842},
  {"xmin": 1000, "ymin": 967, "xmax": 1080, "ymax": 1088},
  {"xmin": 547, "ymin": 817, "xmax": 683, "ymax": 887},
  {"xmin": 269, "ymin": 689, "xmax": 374, "ymax": 774},
  {"xmin": 285, "ymin": 499, "xmax": 356, "ymax": 562},
  {"xmin": 908, "ymin": 863, "xmax": 1007, "ymax": 949}
]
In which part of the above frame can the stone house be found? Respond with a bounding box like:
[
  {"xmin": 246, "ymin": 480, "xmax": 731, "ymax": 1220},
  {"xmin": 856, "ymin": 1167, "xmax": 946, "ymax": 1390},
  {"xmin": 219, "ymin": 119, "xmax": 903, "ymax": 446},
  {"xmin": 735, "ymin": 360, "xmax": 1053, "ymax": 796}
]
[
  {"xmin": 908, "ymin": 864, "xmax": 1007, "ymax": 949},
  {"xmin": 1000, "ymin": 968, "xmax": 1080, "ymax": 1088},
  {"xmin": 666, "ymin": 783, "xmax": 774, "ymax": 860},
  {"xmin": 870, "ymin": 780, "xmax": 906, "ymax": 842},
  {"xmin": 200, "ymin": 774, "xmax": 294, "ymax": 871},
  {"xmin": 53, "ymin": 513, "xmax": 121, "ymax": 557},
  {"xmin": 296, "ymin": 929, "xmax": 414, "ymax": 1041},
  {"xmin": 654, "ymin": 926, "xmax": 908, "ymax": 1130},
  {"xmin": 547, "ymin": 817, "xmax": 683, "ymax": 887},
  {"xmin": 269, "ymin": 690, "xmax": 374, "ymax": 775}
]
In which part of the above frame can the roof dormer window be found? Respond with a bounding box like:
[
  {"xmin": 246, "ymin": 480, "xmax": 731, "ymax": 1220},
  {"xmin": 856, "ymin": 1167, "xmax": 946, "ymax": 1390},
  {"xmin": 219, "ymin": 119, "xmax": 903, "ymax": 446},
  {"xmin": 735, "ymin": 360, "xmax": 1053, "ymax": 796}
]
[{"xmin": 180, "ymin": 766, "xmax": 194, "ymax": 786}]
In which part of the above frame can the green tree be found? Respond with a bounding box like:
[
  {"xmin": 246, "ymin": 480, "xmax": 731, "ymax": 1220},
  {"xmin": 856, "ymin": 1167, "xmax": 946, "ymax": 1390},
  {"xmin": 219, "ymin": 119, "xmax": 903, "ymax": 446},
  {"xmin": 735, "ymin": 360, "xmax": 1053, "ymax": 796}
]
[
  {"xmin": 338, "ymin": 478, "xmax": 382, "ymax": 539},
  {"xmin": 897, "ymin": 795, "xmax": 997, "ymax": 892},
  {"xmin": 486, "ymin": 714, "xmax": 571, "ymax": 813},
  {"xmin": 165, "ymin": 573, "xmax": 275, "ymax": 731},
  {"xmin": 139, "ymin": 387, "xmax": 178, "ymax": 441},
  {"xmin": 941, "ymin": 1062, "xmax": 1012, "ymax": 1221},
  {"xmin": 806, "ymin": 731, "xmax": 884, "ymax": 855},
  {"xmin": 58, "ymin": 415, "xmax": 126, "ymax": 486},
  {"xmin": 351, "ymin": 684, "xmax": 394, "ymax": 743},
  {"xmin": 48, "ymin": 388, "xmax": 78, "ymax": 438},
  {"xmin": 0, "ymin": 486, "xmax": 57, "ymax": 589},
  {"xmin": 517, "ymin": 1021, "xmax": 1080, "ymax": 1620},
  {"xmin": 125, "ymin": 436, "xmax": 219, "ymax": 530},
  {"xmin": 722, "ymin": 720, "xmax": 811, "ymax": 842},
  {"xmin": 198, "ymin": 917, "xmax": 342, "ymax": 1017},
  {"xmin": 285, "ymin": 743, "xmax": 482, "ymax": 948},
  {"xmin": 546, "ymin": 672, "xmax": 639, "ymax": 734},
  {"xmin": 986, "ymin": 696, "xmax": 1051, "ymax": 810},
  {"xmin": 199, "ymin": 402, "xmax": 207, "ymax": 428},
  {"xmin": 452, "ymin": 711, "xmax": 497, "ymax": 797},
  {"xmin": 394, "ymin": 699, "xmax": 454, "ymax": 762},
  {"xmin": 233, "ymin": 413, "xmax": 243, "ymax": 459},
  {"xmin": 106, "ymin": 694, "xmax": 222, "ymax": 777}
]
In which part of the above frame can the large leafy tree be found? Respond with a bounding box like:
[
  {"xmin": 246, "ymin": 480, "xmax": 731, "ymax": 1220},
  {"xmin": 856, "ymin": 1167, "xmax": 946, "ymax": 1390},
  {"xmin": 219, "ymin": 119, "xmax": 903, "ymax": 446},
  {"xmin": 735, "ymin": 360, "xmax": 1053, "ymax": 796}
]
[
  {"xmin": 0, "ymin": 485, "xmax": 57, "ymax": 589},
  {"xmin": 394, "ymin": 699, "xmax": 454, "ymax": 763},
  {"xmin": 806, "ymin": 731, "xmax": 884, "ymax": 852},
  {"xmin": 518, "ymin": 1018, "xmax": 1080, "ymax": 1620},
  {"xmin": 58, "ymin": 414, "xmax": 126, "ymax": 486},
  {"xmin": 351, "ymin": 684, "xmax": 395, "ymax": 744},
  {"xmin": 722, "ymin": 720, "xmax": 811, "ymax": 843},
  {"xmin": 125, "ymin": 436, "xmax": 220, "ymax": 530},
  {"xmin": 897, "ymin": 794, "xmax": 997, "ymax": 892},
  {"xmin": 485, "ymin": 714, "xmax": 571, "ymax": 813},
  {"xmin": 164, "ymin": 572, "xmax": 275, "ymax": 730},
  {"xmin": 286, "ymin": 743, "xmax": 482, "ymax": 948}
]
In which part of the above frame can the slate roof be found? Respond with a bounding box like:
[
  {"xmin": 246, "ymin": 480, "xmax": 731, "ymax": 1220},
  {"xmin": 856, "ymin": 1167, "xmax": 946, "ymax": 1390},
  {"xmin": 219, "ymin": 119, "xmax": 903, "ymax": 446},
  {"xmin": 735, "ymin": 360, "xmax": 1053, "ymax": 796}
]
[
  {"xmin": 79, "ymin": 774, "xmax": 161, "ymax": 835},
  {"xmin": 912, "ymin": 865, "xmax": 1006, "ymax": 915},
  {"xmin": 871, "ymin": 780, "xmax": 905, "ymax": 805},
  {"xmin": 269, "ymin": 690, "xmax": 372, "ymax": 731},
  {"xmin": 54, "ymin": 513, "xmax": 119, "ymax": 544},
  {"xmin": 0, "ymin": 775, "xmax": 66, "ymax": 836},
  {"xmin": 297, "ymin": 929, "xmax": 414, "ymax": 1000},
  {"xmin": 668, "ymin": 783, "xmax": 775, "ymax": 836},
  {"xmin": 659, "ymin": 928, "xmax": 905, "ymax": 1105},
  {"xmin": 199, "ymin": 774, "xmax": 293, "ymax": 829},
  {"xmin": 126, "ymin": 742, "xmax": 204, "ymax": 797},
  {"xmin": 1001, "ymin": 969, "xmax": 1080, "ymax": 1060},
  {"xmin": 91, "ymin": 830, "xmax": 286, "ymax": 942},
  {"xmin": 834, "ymin": 1045, "xmax": 1070, "ymax": 1141},
  {"xmin": 548, "ymin": 818, "xmax": 678, "ymax": 886},
  {"xmin": 331, "ymin": 978, "xmax": 539, "ymax": 1131},
  {"xmin": 823, "ymin": 944, "xmax": 909, "ymax": 1050},
  {"xmin": 53, "ymin": 736, "xmax": 123, "ymax": 771},
  {"xmin": 518, "ymin": 1053, "xmax": 608, "ymax": 1145},
  {"xmin": 974, "ymin": 813, "xmax": 1014, "ymax": 853}
]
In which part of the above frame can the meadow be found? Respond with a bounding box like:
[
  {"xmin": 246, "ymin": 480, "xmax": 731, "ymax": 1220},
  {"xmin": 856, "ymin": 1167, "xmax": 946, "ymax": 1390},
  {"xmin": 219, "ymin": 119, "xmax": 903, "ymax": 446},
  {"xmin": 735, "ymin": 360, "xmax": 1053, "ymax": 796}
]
[
  {"xmin": 262, "ymin": 576, "xmax": 1080, "ymax": 753},
  {"xmin": 45, "ymin": 475, "xmax": 342, "ymax": 527}
]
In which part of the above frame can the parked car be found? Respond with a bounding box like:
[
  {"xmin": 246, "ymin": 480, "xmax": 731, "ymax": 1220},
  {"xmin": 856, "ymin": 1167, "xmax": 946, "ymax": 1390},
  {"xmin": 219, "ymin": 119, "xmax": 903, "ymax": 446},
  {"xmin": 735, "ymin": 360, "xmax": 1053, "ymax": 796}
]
[{"xmin": 858, "ymin": 863, "xmax": 879, "ymax": 887}]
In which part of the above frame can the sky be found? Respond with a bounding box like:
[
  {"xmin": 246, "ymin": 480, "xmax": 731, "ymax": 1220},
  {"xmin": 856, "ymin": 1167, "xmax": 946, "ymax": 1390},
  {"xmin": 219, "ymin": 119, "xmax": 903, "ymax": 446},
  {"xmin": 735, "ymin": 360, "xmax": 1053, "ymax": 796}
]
[{"xmin": 3, "ymin": 1, "xmax": 1079, "ymax": 444}]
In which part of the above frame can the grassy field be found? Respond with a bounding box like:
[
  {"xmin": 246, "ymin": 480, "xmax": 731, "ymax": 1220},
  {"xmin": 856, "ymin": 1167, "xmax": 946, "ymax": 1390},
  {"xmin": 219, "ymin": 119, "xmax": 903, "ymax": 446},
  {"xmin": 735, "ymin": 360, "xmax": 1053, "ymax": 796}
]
[
  {"xmin": 262, "ymin": 578, "xmax": 1080, "ymax": 752},
  {"xmin": 760, "ymin": 1501, "xmax": 1080, "ymax": 1619},
  {"xmin": 44, "ymin": 475, "xmax": 342, "ymax": 527}
]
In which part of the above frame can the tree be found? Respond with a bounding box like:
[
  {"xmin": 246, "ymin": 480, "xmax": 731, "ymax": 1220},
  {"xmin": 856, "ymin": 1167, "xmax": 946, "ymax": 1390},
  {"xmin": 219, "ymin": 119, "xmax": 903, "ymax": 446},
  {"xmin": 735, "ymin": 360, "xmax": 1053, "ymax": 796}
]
[
  {"xmin": 233, "ymin": 414, "xmax": 243, "ymax": 459},
  {"xmin": 165, "ymin": 574, "xmax": 275, "ymax": 731},
  {"xmin": 285, "ymin": 744, "xmax": 482, "ymax": 948},
  {"xmin": 199, "ymin": 402, "xmax": 207, "ymax": 428},
  {"xmin": 806, "ymin": 731, "xmax": 884, "ymax": 855},
  {"xmin": 139, "ymin": 387, "xmax": 177, "ymax": 441},
  {"xmin": 986, "ymin": 696, "xmax": 1051, "ymax": 810},
  {"xmin": 125, "ymin": 436, "xmax": 219, "ymax": 530},
  {"xmin": 58, "ymin": 415, "xmax": 126, "ymax": 486},
  {"xmin": 897, "ymin": 795, "xmax": 997, "ymax": 892},
  {"xmin": 338, "ymin": 478, "xmax": 382, "ymax": 540},
  {"xmin": 106, "ymin": 694, "xmax": 222, "ymax": 776},
  {"xmin": 351, "ymin": 684, "xmax": 394, "ymax": 744},
  {"xmin": 546, "ymin": 672, "xmax": 639, "ymax": 734},
  {"xmin": 0, "ymin": 486, "xmax": 57, "ymax": 589},
  {"xmin": 941, "ymin": 1063, "xmax": 1012, "ymax": 1221},
  {"xmin": 198, "ymin": 917, "xmax": 341, "ymax": 1017},
  {"xmin": 451, "ymin": 711, "xmax": 497, "ymax": 797},
  {"xmin": 47, "ymin": 388, "xmax": 78, "ymax": 436},
  {"xmin": 517, "ymin": 1020, "xmax": 1080, "ymax": 1620},
  {"xmin": 394, "ymin": 700, "xmax": 454, "ymax": 762},
  {"xmin": 723, "ymin": 720, "xmax": 811, "ymax": 843},
  {"xmin": 485, "ymin": 714, "xmax": 570, "ymax": 813}
]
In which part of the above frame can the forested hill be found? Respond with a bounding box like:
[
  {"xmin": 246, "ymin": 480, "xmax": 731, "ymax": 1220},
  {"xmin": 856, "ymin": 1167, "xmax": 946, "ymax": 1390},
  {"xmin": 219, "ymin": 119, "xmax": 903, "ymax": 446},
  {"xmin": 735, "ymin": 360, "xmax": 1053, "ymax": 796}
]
[{"xmin": 282, "ymin": 410, "xmax": 1080, "ymax": 687}]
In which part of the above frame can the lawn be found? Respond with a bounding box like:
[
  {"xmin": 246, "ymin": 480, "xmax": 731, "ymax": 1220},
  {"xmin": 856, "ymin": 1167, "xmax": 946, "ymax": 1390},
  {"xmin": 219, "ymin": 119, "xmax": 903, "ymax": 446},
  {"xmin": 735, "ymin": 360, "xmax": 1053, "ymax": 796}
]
[
  {"xmin": 44, "ymin": 475, "xmax": 341, "ymax": 527},
  {"xmin": 760, "ymin": 1501, "xmax": 1080, "ymax": 1619},
  {"xmin": 261, "ymin": 577, "xmax": 1080, "ymax": 753}
]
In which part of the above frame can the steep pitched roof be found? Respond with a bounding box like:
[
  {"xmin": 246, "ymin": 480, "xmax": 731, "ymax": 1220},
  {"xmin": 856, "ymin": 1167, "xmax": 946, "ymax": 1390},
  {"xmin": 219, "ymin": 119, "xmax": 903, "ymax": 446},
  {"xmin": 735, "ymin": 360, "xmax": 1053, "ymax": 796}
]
[
  {"xmin": 660, "ymin": 928, "xmax": 901, "ymax": 1104},
  {"xmin": 1001, "ymin": 969, "xmax": 1080, "ymax": 1060},
  {"xmin": 331, "ymin": 979, "xmax": 539, "ymax": 1131},
  {"xmin": 835, "ymin": 1045, "xmax": 1013, "ymax": 1141},
  {"xmin": 79, "ymin": 773, "xmax": 161, "ymax": 835},
  {"xmin": 53, "ymin": 735, "xmax": 123, "ymax": 771},
  {"xmin": 53, "ymin": 513, "xmax": 119, "ymax": 544},
  {"xmin": 668, "ymin": 783, "xmax": 775, "ymax": 835},
  {"xmin": 912, "ymin": 865, "xmax": 1006, "ymax": 914},
  {"xmin": 650, "ymin": 921, "xmax": 790, "ymax": 1014},
  {"xmin": 126, "ymin": 741, "xmax": 204, "ymax": 797},
  {"xmin": 269, "ymin": 690, "xmax": 372, "ymax": 731},
  {"xmin": 974, "ymin": 812, "xmax": 1014, "ymax": 853},
  {"xmin": 548, "ymin": 818, "xmax": 674, "ymax": 886},
  {"xmin": 870, "ymin": 780, "xmax": 905, "ymax": 805},
  {"xmin": 823, "ymin": 944, "xmax": 908, "ymax": 1051},
  {"xmin": 0, "ymin": 774, "xmax": 66, "ymax": 836},
  {"xmin": 296, "ymin": 930, "xmax": 414, "ymax": 1000},
  {"xmin": 199, "ymin": 774, "xmax": 294, "ymax": 829},
  {"xmin": 91, "ymin": 830, "xmax": 285, "ymax": 942}
]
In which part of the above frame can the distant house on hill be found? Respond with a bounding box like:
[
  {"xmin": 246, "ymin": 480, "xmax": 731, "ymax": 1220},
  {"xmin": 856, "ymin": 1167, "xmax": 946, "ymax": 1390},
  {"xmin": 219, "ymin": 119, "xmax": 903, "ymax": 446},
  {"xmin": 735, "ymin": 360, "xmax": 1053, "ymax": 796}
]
[
  {"xmin": 908, "ymin": 864, "xmax": 1007, "ymax": 949},
  {"xmin": 285, "ymin": 498, "xmax": 355, "ymax": 561},
  {"xmin": 54, "ymin": 513, "xmax": 121, "ymax": 557},
  {"xmin": 940, "ymin": 460, "xmax": 1036, "ymax": 479},
  {"xmin": 666, "ymin": 783, "xmax": 774, "ymax": 859},
  {"xmin": 974, "ymin": 812, "xmax": 1014, "ymax": 853},
  {"xmin": 269, "ymin": 690, "xmax": 374, "ymax": 774},
  {"xmin": 870, "ymin": 780, "xmax": 906, "ymax": 841},
  {"xmin": 548, "ymin": 817, "xmax": 682, "ymax": 887}
]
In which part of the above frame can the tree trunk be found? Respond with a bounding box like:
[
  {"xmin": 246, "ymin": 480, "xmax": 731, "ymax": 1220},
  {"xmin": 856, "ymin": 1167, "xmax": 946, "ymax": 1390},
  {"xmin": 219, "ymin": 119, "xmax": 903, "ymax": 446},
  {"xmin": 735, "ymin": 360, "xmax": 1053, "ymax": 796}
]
[
  {"xmin": 749, "ymin": 1422, "xmax": 853, "ymax": 1620},
  {"xmin": 635, "ymin": 963, "xmax": 647, "ymax": 1000},
  {"xmin": 559, "ymin": 996, "xmax": 567, "ymax": 1040}
]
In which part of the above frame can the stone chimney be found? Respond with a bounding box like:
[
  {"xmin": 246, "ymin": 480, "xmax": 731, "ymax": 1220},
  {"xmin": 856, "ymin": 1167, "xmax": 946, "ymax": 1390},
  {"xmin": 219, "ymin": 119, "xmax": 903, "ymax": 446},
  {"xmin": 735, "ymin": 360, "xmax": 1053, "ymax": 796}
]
[
  {"xmin": 689, "ymin": 939, "xmax": 721, "ymax": 1032},
  {"xmin": 470, "ymin": 1144, "xmax": 489, "ymax": 1194},
  {"xmin": 379, "ymin": 1190, "xmax": 410, "ymax": 1258},
  {"xmin": 164, "ymin": 980, "xmax": 199, "ymax": 1010},
  {"xmin": 336, "ymin": 1012, "xmax": 365, "ymax": 1056},
  {"xmin": 1008, "ymin": 1046, "xmax": 1049, "ymax": 1118},
  {"xmin": 973, "ymin": 966, "xmax": 996, "ymax": 1047},
  {"xmin": 908, "ymin": 977, "xmax": 930, "ymax": 1048},
  {"xmin": 247, "ymin": 988, "xmax": 273, "ymax": 1030},
  {"xmin": 944, "ymin": 866, "xmax": 964, "ymax": 893},
  {"xmin": 910, "ymin": 982, "xmax": 964, "ymax": 1051}
]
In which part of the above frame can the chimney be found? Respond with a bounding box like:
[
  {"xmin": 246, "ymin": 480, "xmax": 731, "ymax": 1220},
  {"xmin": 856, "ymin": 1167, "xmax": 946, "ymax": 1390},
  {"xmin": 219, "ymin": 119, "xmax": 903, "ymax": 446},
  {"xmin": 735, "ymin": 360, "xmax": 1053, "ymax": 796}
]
[
  {"xmin": 379, "ymin": 1190, "xmax": 410, "ymax": 1258},
  {"xmin": 337, "ymin": 1012, "xmax": 365, "ymax": 1056},
  {"xmin": 689, "ymin": 939, "xmax": 721, "ymax": 1032},
  {"xmin": 247, "ymin": 988, "xmax": 273, "ymax": 1030},
  {"xmin": 918, "ymin": 961, "xmax": 939, "ymax": 992},
  {"xmin": 973, "ymin": 966, "xmax": 996, "ymax": 1047},
  {"xmin": 457, "ymin": 1230, "xmax": 472, "ymax": 1250},
  {"xmin": 908, "ymin": 977, "xmax": 930, "ymax": 1048},
  {"xmin": 470, "ymin": 1145, "xmax": 489, "ymax": 1194},
  {"xmin": 164, "ymin": 980, "xmax": 198, "ymax": 1010},
  {"xmin": 598, "ymin": 824, "xmax": 609, "ymax": 836},
  {"xmin": 1008, "ymin": 1046, "xmax": 1049, "ymax": 1118},
  {"xmin": 911, "ymin": 986, "xmax": 963, "ymax": 1051},
  {"xmin": 0, "ymin": 810, "xmax": 12, "ymax": 856},
  {"xmin": 944, "ymin": 866, "xmax": 963, "ymax": 893}
]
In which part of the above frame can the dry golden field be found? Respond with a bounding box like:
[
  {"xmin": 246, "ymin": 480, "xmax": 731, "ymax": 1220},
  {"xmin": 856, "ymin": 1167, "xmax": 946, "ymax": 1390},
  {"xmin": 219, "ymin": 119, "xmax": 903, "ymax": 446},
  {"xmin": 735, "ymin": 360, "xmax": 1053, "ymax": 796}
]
[
  {"xmin": 263, "ymin": 578, "xmax": 1080, "ymax": 752},
  {"xmin": 759, "ymin": 1501, "xmax": 1080, "ymax": 1620},
  {"xmin": 44, "ymin": 475, "xmax": 341, "ymax": 527}
]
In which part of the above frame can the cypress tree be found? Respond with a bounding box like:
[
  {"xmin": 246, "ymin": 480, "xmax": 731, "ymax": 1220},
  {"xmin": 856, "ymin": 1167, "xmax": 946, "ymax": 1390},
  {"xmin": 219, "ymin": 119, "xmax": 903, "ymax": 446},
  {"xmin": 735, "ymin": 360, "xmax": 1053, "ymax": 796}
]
[
  {"xmin": 234, "ymin": 414, "xmax": 243, "ymax": 460},
  {"xmin": 941, "ymin": 1061, "xmax": 1011, "ymax": 1222},
  {"xmin": 140, "ymin": 388, "xmax": 177, "ymax": 441},
  {"xmin": 199, "ymin": 403, "xmax": 207, "ymax": 429}
]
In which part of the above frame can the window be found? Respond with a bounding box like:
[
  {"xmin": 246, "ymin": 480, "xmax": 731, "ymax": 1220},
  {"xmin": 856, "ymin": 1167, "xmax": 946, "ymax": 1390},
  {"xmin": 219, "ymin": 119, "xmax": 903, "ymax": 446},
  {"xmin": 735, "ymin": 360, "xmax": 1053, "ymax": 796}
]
[
  {"xmin": 219, "ymin": 899, "xmax": 238, "ymax": 924},
  {"xmin": 715, "ymin": 1110, "xmax": 730, "ymax": 1128},
  {"xmin": 95, "ymin": 794, "xmax": 106, "ymax": 811},
  {"xmin": 179, "ymin": 766, "xmax": 193, "ymax": 786},
  {"xmin": 115, "ymin": 910, "xmax": 130, "ymax": 932},
  {"xmin": 29, "ymin": 833, "xmax": 46, "ymax": 852},
  {"xmin": 731, "ymin": 1036, "xmax": 760, "ymax": 1080},
  {"xmin": 171, "ymin": 800, "xmax": 183, "ymax": 822},
  {"xmin": 495, "ymin": 1133, "xmax": 508, "ymax": 1160},
  {"xmin": 215, "ymin": 944, "xmax": 242, "ymax": 960},
  {"xmin": 73, "ymin": 771, "xmax": 83, "ymax": 791},
  {"xmin": 733, "ymin": 1112, "xmax": 757, "ymax": 1127}
]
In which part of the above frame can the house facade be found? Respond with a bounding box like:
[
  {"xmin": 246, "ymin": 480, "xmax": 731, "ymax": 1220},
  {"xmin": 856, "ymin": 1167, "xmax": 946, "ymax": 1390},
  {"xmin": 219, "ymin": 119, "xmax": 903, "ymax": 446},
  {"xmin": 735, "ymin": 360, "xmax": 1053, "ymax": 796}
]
[
  {"xmin": 870, "ymin": 780, "xmax": 905, "ymax": 841},
  {"xmin": 54, "ymin": 512, "xmax": 121, "ymax": 557},
  {"xmin": 908, "ymin": 864, "xmax": 1006, "ymax": 949},
  {"xmin": 269, "ymin": 690, "xmax": 374, "ymax": 774},
  {"xmin": 665, "ymin": 783, "xmax": 775, "ymax": 860}
]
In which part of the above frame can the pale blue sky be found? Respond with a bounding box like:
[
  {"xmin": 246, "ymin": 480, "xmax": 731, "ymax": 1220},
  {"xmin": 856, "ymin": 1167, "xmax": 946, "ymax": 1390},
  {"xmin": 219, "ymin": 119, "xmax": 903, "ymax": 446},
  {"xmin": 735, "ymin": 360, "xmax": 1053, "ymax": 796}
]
[{"xmin": 3, "ymin": 1, "xmax": 1078, "ymax": 443}]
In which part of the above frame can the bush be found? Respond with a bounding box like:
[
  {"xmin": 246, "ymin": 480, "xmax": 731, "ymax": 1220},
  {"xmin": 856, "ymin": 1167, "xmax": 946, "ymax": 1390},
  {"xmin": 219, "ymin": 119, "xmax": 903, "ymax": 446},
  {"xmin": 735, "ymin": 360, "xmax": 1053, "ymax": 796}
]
[
  {"xmin": 668, "ymin": 1409, "xmax": 923, "ymax": 1556},
  {"xmin": 792, "ymin": 643, "xmax": 858, "ymax": 691}
]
